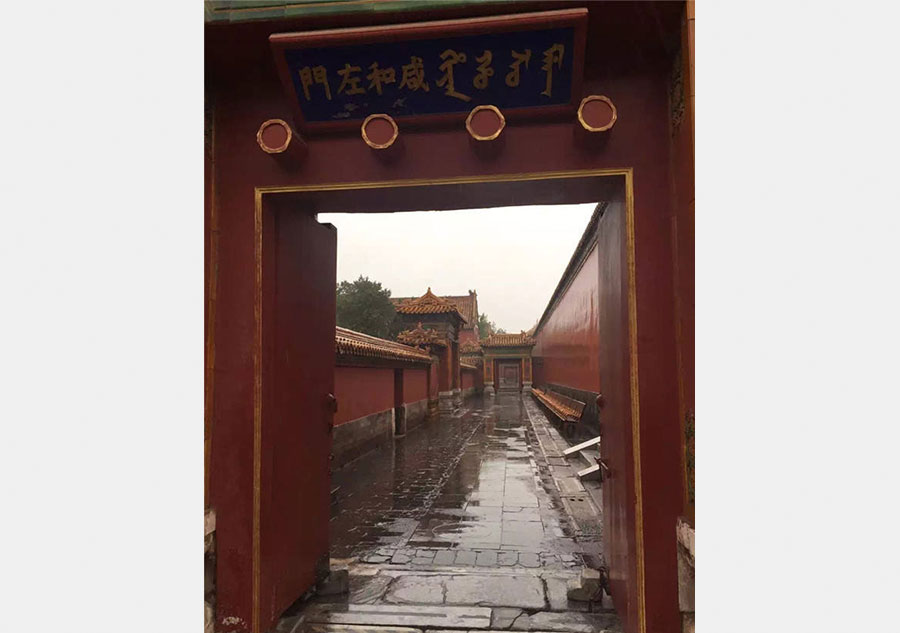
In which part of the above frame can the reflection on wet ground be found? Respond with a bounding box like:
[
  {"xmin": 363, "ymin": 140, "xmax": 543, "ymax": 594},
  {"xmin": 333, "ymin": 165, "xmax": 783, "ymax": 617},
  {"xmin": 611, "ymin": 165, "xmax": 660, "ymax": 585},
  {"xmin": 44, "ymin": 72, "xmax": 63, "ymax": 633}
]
[
  {"xmin": 279, "ymin": 393, "xmax": 620, "ymax": 633},
  {"xmin": 330, "ymin": 393, "xmax": 600, "ymax": 568}
]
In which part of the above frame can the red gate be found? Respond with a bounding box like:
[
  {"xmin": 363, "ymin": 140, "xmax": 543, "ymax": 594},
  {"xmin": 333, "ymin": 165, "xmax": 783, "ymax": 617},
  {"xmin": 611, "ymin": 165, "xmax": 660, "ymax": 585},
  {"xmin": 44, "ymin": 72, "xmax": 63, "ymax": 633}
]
[{"xmin": 257, "ymin": 202, "xmax": 336, "ymax": 630}]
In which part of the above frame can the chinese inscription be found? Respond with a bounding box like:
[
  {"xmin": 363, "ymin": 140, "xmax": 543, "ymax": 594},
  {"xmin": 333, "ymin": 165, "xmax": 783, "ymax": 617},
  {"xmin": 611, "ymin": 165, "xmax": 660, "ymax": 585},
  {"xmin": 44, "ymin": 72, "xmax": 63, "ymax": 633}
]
[{"xmin": 281, "ymin": 26, "xmax": 577, "ymax": 124}]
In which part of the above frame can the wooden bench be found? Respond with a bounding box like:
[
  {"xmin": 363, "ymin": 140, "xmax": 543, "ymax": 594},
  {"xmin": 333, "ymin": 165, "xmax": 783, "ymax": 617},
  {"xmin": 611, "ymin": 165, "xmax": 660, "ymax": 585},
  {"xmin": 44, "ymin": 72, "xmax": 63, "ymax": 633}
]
[{"xmin": 531, "ymin": 387, "xmax": 586, "ymax": 423}]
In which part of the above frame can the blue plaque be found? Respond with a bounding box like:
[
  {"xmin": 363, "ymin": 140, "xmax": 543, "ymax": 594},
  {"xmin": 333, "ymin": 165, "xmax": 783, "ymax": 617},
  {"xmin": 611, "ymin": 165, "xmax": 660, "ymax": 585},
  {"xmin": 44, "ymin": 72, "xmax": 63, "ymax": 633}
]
[{"xmin": 271, "ymin": 9, "xmax": 587, "ymax": 131}]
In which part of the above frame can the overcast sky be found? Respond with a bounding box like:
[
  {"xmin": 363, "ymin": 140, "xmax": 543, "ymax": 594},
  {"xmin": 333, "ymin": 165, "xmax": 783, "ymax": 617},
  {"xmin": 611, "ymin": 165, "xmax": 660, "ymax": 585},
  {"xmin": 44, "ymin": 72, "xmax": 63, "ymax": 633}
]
[{"xmin": 319, "ymin": 203, "xmax": 597, "ymax": 333}]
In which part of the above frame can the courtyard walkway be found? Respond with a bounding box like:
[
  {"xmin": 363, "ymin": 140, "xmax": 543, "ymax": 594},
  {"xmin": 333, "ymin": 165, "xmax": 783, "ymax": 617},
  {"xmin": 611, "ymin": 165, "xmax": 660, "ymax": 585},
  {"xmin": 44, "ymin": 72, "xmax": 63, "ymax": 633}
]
[{"xmin": 277, "ymin": 393, "xmax": 620, "ymax": 633}]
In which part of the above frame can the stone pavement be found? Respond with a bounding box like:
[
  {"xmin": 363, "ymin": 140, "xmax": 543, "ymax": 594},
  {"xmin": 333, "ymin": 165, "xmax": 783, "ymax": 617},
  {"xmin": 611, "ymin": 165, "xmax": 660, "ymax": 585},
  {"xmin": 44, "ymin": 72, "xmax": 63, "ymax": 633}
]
[{"xmin": 277, "ymin": 393, "xmax": 619, "ymax": 633}]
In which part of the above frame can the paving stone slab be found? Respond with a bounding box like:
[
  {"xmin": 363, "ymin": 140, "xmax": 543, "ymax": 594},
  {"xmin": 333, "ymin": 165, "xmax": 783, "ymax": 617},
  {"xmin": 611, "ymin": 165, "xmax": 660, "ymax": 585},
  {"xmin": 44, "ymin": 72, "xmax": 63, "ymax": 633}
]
[
  {"xmin": 384, "ymin": 574, "xmax": 446, "ymax": 604},
  {"xmin": 349, "ymin": 574, "xmax": 394, "ymax": 604},
  {"xmin": 361, "ymin": 554, "xmax": 391, "ymax": 564},
  {"xmin": 390, "ymin": 553, "xmax": 412, "ymax": 564},
  {"xmin": 490, "ymin": 608, "xmax": 524, "ymax": 629},
  {"xmin": 509, "ymin": 611, "xmax": 622, "ymax": 632},
  {"xmin": 543, "ymin": 577, "xmax": 571, "ymax": 611},
  {"xmin": 299, "ymin": 625, "xmax": 421, "ymax": 633},
  {"xmin": 433, "ymin": 550, "xmax": 456, "ymax": 565},
  {"xmin": 301, "ymin": 604, "xmax": 492, "ymax": 629},
  {"xmin": 455, "ymin": 550, "xmax": 477, "ymax": 565},
  {"xmin": 502, "ymin": 512, "xmax": 542, "ymax": 523},
  {"xmin": 557, "ymin": 477, "xmax": 585, "ymax": 495},
  {"xmin": 444, "ymin": 575, "xmax": 546, "ymax": 609}
]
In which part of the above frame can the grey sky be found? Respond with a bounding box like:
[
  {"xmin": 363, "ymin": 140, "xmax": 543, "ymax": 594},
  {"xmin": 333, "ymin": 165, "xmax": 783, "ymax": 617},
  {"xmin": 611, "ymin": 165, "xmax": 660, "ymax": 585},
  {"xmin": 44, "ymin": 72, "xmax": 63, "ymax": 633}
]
[{"xmin": 319, "ymin": 203, "xmax": 597, "ymax": 332}]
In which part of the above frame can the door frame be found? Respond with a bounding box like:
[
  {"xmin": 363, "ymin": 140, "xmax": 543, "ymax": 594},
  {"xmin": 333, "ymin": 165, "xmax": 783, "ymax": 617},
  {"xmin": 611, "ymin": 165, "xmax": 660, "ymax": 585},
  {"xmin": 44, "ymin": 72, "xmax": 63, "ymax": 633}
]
[
  {"xmin": 251, "ymin": 167, "xmax": 645, "ymax": 632},
  {"xmin": 499, "ymin": 360, "xmax": 521, "ymax": 390}
]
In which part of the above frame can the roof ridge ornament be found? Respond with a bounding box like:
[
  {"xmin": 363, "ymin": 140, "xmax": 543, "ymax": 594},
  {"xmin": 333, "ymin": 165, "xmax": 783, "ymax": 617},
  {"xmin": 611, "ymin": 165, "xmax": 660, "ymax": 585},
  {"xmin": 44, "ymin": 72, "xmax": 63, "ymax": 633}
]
[
  {"xmin": 395, "ymin": 287, "xmax": 465, "ymax": 322},
  {"xmin": 396, "ymin": 322, "xmax": 449, "ymax": 349},
  {"xmin": 335, "ymin": 326, "xmax": 431, "ymax": 363}
]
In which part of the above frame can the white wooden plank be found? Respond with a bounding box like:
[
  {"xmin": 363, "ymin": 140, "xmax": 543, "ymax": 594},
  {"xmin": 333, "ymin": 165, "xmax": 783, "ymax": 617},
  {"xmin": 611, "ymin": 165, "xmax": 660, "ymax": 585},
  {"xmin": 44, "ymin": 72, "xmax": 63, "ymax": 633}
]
[{"xmin": 562, "ymin": 435, "xmax": 601, "ymax": 456}]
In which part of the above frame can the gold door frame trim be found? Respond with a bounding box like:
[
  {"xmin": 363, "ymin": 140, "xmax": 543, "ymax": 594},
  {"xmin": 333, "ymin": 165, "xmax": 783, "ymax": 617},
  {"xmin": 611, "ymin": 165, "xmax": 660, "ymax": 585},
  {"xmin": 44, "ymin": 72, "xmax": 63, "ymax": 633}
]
[
  {"xmin": 252, "ymin": 188, "xmax": 263, "ymax": 633},
  {"xmin": 624, "ymin": 170, "xmax": 646, "ymax": 633},
  {"xmin": 251, "ymin": 167, "xmax": 645, "ymax": 633}
]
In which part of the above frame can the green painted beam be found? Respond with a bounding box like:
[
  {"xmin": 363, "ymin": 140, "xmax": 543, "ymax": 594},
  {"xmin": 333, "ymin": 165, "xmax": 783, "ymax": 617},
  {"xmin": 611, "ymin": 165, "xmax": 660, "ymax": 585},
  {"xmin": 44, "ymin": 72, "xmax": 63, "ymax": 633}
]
[{"xmin": 205, "ymin": 0, "xmax": 518, "ymax": 24}]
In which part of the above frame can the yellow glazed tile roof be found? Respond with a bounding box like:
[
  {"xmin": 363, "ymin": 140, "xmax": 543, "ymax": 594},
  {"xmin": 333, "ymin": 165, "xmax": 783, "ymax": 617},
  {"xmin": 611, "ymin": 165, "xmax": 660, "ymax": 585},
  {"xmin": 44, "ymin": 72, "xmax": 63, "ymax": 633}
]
[
  {"xmin": 459, "ymin": 340, "xmax": 483, "ymax": 354},
  {"xmin": 441, "ymin": 291, "xmax": 478, "ymax": 325},
  {"xmin": 393, "ymin": 288, "xmax": 467, "ymax": 323},
  {"xmin": 481, "ymin": 331, "xmax": 536, "ymax": 348},
  {"xmin": 336, "ymin": 326, "xmax": 431, "ymax": 363}
]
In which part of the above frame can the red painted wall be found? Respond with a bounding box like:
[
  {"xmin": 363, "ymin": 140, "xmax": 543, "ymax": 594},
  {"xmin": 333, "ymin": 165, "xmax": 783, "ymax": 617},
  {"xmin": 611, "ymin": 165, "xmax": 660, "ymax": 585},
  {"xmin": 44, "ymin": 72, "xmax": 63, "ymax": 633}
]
[
  {"xmin": 458, "ymin": 329, "xmax": 479, "ymax": 345},
  {"xmin": 429, "ymin": 357, "xmax": 439, "ymax": 401},
  {"xmin": 461, "ymin": 367, "xmax": 478, "ymax": 390},
  {"xmin": 532, "ymin": 358, "xmax": 545, "ymax": 387},
  {"xmin": 333, "ymin": 367, "xmax": 393, "ymax": 426},
  {"xmin": 206, "ymin": 3, "xmax": 686, "ymax": 631},
  {"xmin": 670, "ymin": 5, "xmax": 695, "ymax": 523},
  {"xmin": 533, "ymin": 244, "xmax": 601, "ymax": 393},
  {"xmin": 403, "ymin": 368, "xmax": 428, "ymax": 404},
  {"xmin": 334, "ymin": 366, "xmax": 428, "ymax": 427}
]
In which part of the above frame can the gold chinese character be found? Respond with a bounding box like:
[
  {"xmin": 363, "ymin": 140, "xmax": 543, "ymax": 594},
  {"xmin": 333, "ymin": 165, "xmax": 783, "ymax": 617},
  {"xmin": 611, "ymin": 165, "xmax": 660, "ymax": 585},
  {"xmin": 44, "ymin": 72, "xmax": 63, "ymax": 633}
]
[
  {"xmin": 337, "ymin": 63, "xmax": 366, "ymax": 96},
  {"xmin": 298, "ymin": 65, "xmax": 332, "ymax": 101},
  {"xmin": 473, "ymin": 50, "xmax": 494, "ymax": 90},
  {"xmin": 505, "ymin": 49, "xmax": 531, "ymax": 88},
  {"xmin": 541, "ymin": 44, "xmax": 565, "ymax": 97},
  {"xmin": 399, "ymin": 56, "xmax": 429, "ymax": 92},
  {"xmin": 366, "ymin": 62, "xmax": 396, "ymax": 96},
  {"xmin": 436, "ymin": 49, "xmax": 471, "ymax": 102}
]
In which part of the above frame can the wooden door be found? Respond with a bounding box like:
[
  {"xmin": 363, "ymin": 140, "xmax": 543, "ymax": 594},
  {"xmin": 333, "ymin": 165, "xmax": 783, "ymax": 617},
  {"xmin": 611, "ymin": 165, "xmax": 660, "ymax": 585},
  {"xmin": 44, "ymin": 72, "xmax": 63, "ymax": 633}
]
[
  {"xmin": 499, "ymin": 362, "xmax": 520, "ymax": 389},
  {"xmin": 258, "ymin": 206, "xmax": 336, "ymax": 631}
]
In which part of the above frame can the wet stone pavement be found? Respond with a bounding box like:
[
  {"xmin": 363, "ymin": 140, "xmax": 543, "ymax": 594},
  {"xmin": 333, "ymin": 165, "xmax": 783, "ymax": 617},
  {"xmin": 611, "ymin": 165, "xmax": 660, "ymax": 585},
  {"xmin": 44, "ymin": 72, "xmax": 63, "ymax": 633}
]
[{"xmin": 277, "ymin": 393, "xmax": 620, "ymax": 633}]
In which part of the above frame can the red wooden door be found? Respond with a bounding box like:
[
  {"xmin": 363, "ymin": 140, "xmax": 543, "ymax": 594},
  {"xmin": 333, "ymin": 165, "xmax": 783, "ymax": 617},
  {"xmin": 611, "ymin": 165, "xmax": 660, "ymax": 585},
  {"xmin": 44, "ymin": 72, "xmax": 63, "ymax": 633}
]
[
  {"xmin": 595, "ymin": 198, "xmax": 642, "ymax": 633},
  {"xmin": 499, "ymin": 362, "xmax": 520, "ymax": 389},
  {"xmin": 258, "ymin": 206, "xmax": 336, "ymax": 631}
]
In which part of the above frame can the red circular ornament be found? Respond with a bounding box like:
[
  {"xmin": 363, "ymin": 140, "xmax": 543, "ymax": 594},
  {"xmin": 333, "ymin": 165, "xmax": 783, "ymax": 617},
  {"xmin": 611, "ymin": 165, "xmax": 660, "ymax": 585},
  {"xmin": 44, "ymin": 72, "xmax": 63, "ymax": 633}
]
[
  {"xmin": 256, "ymin": 119, "xmax": 293, "ymax": 153},
  {"xmin": 577, "ymin": 95, "xmax": 617, "ymax": 132},
  {"xmin": 361, "ymin": 114, "xmax": 399, "ymax": 150},
  {"xmin": 466, "ymin": 105, "xmax": 505, "ymax": 141}
]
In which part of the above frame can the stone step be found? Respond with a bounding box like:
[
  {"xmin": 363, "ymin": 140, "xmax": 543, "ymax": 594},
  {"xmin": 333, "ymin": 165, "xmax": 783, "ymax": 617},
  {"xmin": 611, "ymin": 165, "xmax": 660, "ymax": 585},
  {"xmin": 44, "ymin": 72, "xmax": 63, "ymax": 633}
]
[{"xmin": 300, "ymin": 604, "xmax": 492, "ymax": 630}]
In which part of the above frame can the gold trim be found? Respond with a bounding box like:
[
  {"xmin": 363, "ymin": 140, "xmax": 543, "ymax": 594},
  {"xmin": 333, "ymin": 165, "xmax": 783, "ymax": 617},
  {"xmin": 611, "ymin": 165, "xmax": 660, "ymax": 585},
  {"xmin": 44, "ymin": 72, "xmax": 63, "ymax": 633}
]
[
  {"xmin": 251, "ymin": 167, "xmax": 644, "ymax": 633},
  {"xmin": 256, "ymin": 119, "xmax": 293, "ymax": 154},
  {"xmin": 577, "ymin": 95, "xmax": 618, "ymax": 133},
  {"xmin": 624, "ymin": 170, "xmax": 646, "ymax": 633},
  {"xmin": 252, "ymin": 188, "xmax": 263, "ymax": 633},
  {"xmin": 360, "ymin": 113, "xmax": 399, "ymax": 150},
  {"xmin": 257, "ymin": 168, "xmax": 631, "ymax": 195},
  {"xmin": 211, "ymin": 0, "xmax": 378, "ymax": 15},
  {"xmin": 465, "ymin": 105, "xmax": 506, "ymax": 141}
]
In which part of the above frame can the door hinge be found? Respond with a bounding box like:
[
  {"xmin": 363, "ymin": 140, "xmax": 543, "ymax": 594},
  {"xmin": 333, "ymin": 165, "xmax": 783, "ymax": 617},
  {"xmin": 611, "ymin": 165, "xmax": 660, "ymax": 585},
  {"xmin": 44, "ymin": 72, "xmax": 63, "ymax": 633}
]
[{"xmin": 326, "ymin": 393, "xmax": 337, "ymax": 434}]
